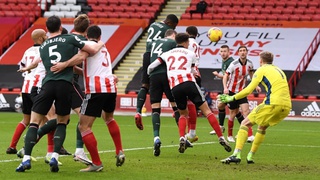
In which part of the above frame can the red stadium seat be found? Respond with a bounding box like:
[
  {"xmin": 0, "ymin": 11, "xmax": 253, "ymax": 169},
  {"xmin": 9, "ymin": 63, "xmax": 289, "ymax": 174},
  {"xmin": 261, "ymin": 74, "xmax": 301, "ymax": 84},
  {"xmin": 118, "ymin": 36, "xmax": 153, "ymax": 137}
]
[
  {"xmin": 125, "ymin": 6, "xmax": 135, "ymax": 12},
  {"xmin": 223, "ymin": 14, "xmax": 233, "ymax": 20},
  {"xmin": 233, "ymin": 14, "xmax": 244, "ymax": 20},
  {"xmin": 1, "ymin": 5, "xmax": 11, "ymax": 11},
  {"xmin": 289, "ymin": 15, "xmax": 300, "ymax": 21},
  {"xmin": 293, "ymin": 8, "xmax": 304, "ymax": 15},
  {"xmin": 308, "ymin": 1, "xmax": 319, "ymax": 8},
  {"xmin": 202, "ymin": 13, "xmax": 213, "ymax": 20},
  {"xmin": 180, "ymin": 13, "xmax": 191, "ymax": 20},
  {"xmin": 275, "ymin": 1, "xmax": 285, "ymax": 8},
  {"xmin": 242, "ymin": 1, "xmax": 252, "ymax": 7},
  {"xmin": 244, "ymin": 14, "xmax": 256, "ymax": 20},
  {"xmin": 96, "ymin": 11, "xmax": 108, "ymax": 18},
  {"xmin": 255, "ymin": 14, "xmax": 267, "ymax": 20},
  {"xmin": 17, "ymin": 0, "xmax": 28, "ymax": 5},
  {"xmin": 304, "ymin": 7, "xmax": 316, "ymax": 15},
  {"xmin": 286, "ymin": 1, "xmax": 296, "ymax": 8},
  {"xmin": 300, "ymin": 15, "xmax": 312, "ymax": 21},
  {"xmin": 192, "ymin": 13, "xmax": 202, "ymax": 20},
  {"xmin": 217, "ymin": 8, "xmax": 227, "ymax": 14},
  {"xmin": 87, "ymin": 12, "xmax": 98, "ymax": 18},
  {"xmin": 118, "ymin": 12, "xmax": 130, "ymax": 19},
  {"xmin": 267, "ymin": 14, "xmax": 278, "ymax": 21},
  {"xmin": 249, "ymin": 8, "xmax": 260, "ymax": 14},
  {"xmin": 86, "ymin": 0, "xmax": 98, "ymax": 5},
  {"xmin": 108, "ymin": 12, "xmax": 119, "ymax": 18},
  {"xmin": 228, "ymin": 7, "xmax": 238, "ymax": 14},
  {"xmin": 101, "ymin": 5, "xmax": 114, "ymax": 12},
  {"xmin": 130, "ymin": 0, "xmax": 140, "ymax": 6},
  {"xmin": 277, "ymin": 14, "xmax": 289, "ymax": 21},
  {"xmin": 221, "ymin": 0, "xmax": 231, "ymax": 7},
  {"xmin": 271, "ymin": 8, "xmax": 282, "ymax": 14},
  {"xmin": 140, "ymin": 0, "xmax": 151, "ymax": 6},
  {"xmin": 311, "ymin": 14, "xmax": 320, "ymax": 21},
  {"xmin": 119, "ymin": 0, "xmax": 130, "ymax": 5},
  {"xmin": 282, "ymin": 8, "xmax": 293, "ymax": 15},
  {"xmin": 129, "ymin": 12, "xmax": 140, "ymax": 19},
  {"xmin": 232, "ymin": 1, "xmax": 242, "ymax": 8},
  {"xmin": 108, "ymin": 0, "xmax": 119, "ymax": 6},
  {"xmin": 297, "ymin": 1, "xmax": 308, "ymax": 8},
  {"xmin": 212, "ymin": 13, "xmax": 223, "ymax": 20},
  {"xmin": 253, "ymin": 1, "xmax": 264, "ymax": 8},
  {"xmin": 97, "ymin": 0, "xmax": 108, "ymax": 6},
  {"xmin": 113, "ymin": 6, "xmax": 125, "ymax": 12},
  {"xmin": 91, "ymin": 5, "xmax": 103, "ymax": 12},
  {"xmin": 4, "ymin": 11, "xmax": 15, "ymax": 17},
  {"xmin": 260, "ymin": 8, "xmax": 271, "ymax": 15},
  {"xmin": 135, "ymin": 6, "xmax": 146, "ymax": 12}
]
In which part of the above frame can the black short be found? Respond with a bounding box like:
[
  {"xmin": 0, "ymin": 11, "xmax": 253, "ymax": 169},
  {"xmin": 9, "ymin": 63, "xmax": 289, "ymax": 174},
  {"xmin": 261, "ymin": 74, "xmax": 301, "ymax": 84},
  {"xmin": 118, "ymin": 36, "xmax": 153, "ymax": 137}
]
[
  {"xmin": 80, "ymin": 93, "xmax": 117, "ymax": 117},
  {"xmin": 71, "ymin": 82, "xmax": 84, "ymax": 109},
  {"xmin": 21, "ymin": 93, "xmax": 33, "ymax": 115},
  {"xmin": 171, "ymin": 81, "xmax": 205, "ymax": 110},
  {"xmin": 141, "ymin": 52, "xmax": 150, "ymax": 84},
  {"xmin": 32, "ymin": 80, "xmax": 73, "ymax": 116},
  {"xmin": 30, "ymin": 86, "xmax": 40, "ymax": 101},
  {"xmin": 149, "ymin": 73, "xmax": 175, "ymax": 104},
  {"xmin": 227, "ymin": 91, "xmax": 248, "ymax": 110}
]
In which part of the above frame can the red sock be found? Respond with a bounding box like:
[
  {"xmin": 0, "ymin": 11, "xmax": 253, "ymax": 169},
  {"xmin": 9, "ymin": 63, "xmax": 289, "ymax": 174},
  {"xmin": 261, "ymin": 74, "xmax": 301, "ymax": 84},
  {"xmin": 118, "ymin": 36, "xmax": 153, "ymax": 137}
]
[
  {"xmin": 228, "ymin": 119, "xmax": 234, "ymax": 136},
  {"xmin": 82, "ymin": 130, "xmax": 101, "ymax": 166},
  {"xmin": 207, "ymin": 113, "xmax": 222, "ymax": 137},
  {"xmin": 178, "ymin": 115, "xmax": 187, "ymax": 137},
  {"xmin": 10, "ymin": 122, "xmax": 27, "ymax": 148},
  {"xmin": 106, "ymin": 119, "xmax": 123, "ymax": 155},
  {"xmin": 47, "ymin": 130, "xmax": 54, "ymax": 153},
  {"xmin": 248, "ymin": 127, "xmax": 253, "ymax": 136},
  {"xmin": 187, "ymin": 102, "xmax": 197, "ymax": 131}
]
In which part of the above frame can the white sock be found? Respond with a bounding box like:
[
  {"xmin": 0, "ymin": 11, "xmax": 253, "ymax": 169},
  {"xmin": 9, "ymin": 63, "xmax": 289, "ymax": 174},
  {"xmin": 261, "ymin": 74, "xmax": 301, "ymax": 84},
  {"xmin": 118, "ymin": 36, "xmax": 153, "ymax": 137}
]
[
  {"xmin": 189, "ymin": 130, "xmax": 196, "ymax": 138},
  {"xmin": 154, "ymin": 136, "xmax": 160, "ymax": 143},
  {"xmin": 51, "ymin": 152, "xmax": 59, "ymax": 161},
  {"xmin": 75, "ymin": 148, "xmax": 84, "ymax": 154},
  {"xmin": 22, "ymin": 155, "xmax": 30, "ymax": 162},
  {"xmin": 46, "ymin": 152, "xmax": 52, "ymax": 157}
]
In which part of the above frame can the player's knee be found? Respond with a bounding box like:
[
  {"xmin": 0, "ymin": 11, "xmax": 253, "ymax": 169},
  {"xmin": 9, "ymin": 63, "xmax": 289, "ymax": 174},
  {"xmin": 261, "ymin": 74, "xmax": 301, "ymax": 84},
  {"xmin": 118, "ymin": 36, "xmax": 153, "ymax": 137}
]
[
  {"xmin": 141, "ymin": 84, "xmax": 149, "ymax": 89},
  {"xmin": 152, "ymin": 108, "xmax": 161, "ymax": 115}
]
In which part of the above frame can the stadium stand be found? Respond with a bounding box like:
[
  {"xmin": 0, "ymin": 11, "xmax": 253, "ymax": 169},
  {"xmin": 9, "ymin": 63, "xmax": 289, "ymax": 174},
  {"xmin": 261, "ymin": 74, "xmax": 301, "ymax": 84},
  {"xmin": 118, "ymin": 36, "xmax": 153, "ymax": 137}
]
[{"xmin": 182, "ymin": 0, "xmax": 320, "ymax": 21}]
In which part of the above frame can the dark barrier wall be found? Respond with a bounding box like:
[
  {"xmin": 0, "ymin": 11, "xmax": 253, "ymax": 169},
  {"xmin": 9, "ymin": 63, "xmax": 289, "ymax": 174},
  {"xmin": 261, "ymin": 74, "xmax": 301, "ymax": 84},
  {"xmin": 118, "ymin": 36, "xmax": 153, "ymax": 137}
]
[{"xmin": 0, "ymin": 65, "xmax": 23, "ymax": 89}]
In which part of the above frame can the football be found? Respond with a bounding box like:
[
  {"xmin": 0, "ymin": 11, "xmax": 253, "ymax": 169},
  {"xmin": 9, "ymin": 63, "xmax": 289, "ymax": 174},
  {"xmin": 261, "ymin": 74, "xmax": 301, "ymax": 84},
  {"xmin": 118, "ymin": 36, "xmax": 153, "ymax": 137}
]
[{"xmin": 207, "ymin": 27, "xmax": 223, "ymax": 42}]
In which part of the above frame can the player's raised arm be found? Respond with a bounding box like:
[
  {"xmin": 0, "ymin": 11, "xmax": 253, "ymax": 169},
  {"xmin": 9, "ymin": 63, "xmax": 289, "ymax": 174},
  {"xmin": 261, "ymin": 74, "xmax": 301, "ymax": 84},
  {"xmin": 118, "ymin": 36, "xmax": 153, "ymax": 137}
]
[{"xmin": 17, "ymin": 57, "xmax": 41, "ymax": 73}]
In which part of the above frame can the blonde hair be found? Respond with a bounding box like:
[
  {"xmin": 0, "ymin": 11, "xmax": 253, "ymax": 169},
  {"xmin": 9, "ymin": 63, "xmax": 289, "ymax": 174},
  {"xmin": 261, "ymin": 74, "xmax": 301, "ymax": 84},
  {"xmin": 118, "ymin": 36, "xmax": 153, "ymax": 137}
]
[{"xmin": 260, "ymin": 51, "xmax": 274, "ymax": 64}]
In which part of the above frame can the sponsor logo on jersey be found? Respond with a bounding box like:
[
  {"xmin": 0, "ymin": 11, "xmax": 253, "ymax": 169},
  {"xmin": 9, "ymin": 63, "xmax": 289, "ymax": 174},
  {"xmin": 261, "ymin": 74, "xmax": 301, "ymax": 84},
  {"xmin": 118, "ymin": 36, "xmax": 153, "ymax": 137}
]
[{"xmin": 301, "ymin": 101, "xmax": 320, "ymax": 117}]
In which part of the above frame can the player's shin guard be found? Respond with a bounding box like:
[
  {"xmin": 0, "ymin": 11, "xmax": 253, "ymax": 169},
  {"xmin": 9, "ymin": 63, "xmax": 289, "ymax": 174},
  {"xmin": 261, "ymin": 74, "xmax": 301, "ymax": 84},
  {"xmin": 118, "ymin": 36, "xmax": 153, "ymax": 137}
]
[
  {"xmin": 250, "ymin": 129, "xmax": 266, "ymax": 153},
  {"xmin": 38, "ymin": 119, "xmax": 57, "ymax": 139},
  {"xmin": 152, "ymin": 108, "xmax": 161, "ymax": 137},
  {"xmin": 228, "ymin": 119, "xmax": 234, "ymax": 137},
  {"xmin": 218, "ymin": 109, "xmax": 226, "ymax": 126},
  {"xmin": 53, "ymin": 124, "xmax": 66, "ymax": 153},
  {"xmin": 136, "ymin": 87, "xmax": 148, "ymax": 113},
  {"xmin": 236, "ymin": 112, "xmax": 244, "ymax": 124},
  {"xmin": 76, "ymin": 122, "xmax": 84, "ymax": 148},
  {"xmin": 235, "ymin": 126, "xmax": 249, "ymax": 151},
  {"xmin": 207, "ymin": 113, "xmax": 223, "ymax": 137},
  {"xmin": 24, "ymin": 123, "xmax": 39, "ymax": 156},
  {"xmin": 178, "ymin": 115, "xmax": 188, "ymax": 137},
  {"xmin": 10, "ymin": 121, "xmax": 27, "ymax": 148},
  {"xmin": 106, "ymin": 119, "xmax": 123, "ymax": 155},
  {"xmin": 172, "ymin": 106, "xmax": 180, "ymax": 126},
  {"xmin": 187, "ymin": 102, "xmax": 197, "ymax": 132},
  {"xmin": 82, "ymin": 130, "xmax": 102, "ymax": 166}
]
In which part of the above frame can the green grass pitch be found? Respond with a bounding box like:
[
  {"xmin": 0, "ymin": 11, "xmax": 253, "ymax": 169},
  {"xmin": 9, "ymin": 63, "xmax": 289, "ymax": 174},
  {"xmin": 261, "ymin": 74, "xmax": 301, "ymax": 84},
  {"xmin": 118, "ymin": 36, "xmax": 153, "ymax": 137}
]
[{"xmin": 0, "ymin": 112, "xmax": 320, "ymax": 180}]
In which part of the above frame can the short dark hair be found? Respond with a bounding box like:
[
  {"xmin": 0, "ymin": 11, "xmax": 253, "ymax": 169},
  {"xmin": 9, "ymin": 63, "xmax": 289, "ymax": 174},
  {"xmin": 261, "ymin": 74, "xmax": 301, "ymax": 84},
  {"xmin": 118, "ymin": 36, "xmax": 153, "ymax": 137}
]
[
  {"xmin": 186, "ymin": 26, "xmax": 198, "ymax": 37},
  {"xmin": 260, "ymin": 51, "xmax": 274, "ymax": 64},
  {"xmin": 220, "ymin": 45, "xmax": 229, "ymax": 49},
  {"xmin": 165, "ymin": 29, "xmax": 177, "ymax": 37},
  {"xmin": 87, "ymin": 25, "xmax": 101, "ymax": 39},
  {"xmin": 46, "ymin": 16, "xmax": 61, "ymax": 33},
  {"xmin": 238, "ymin": 45, "xmax": 248, "ymax": 52},
  {"xmin": 166, "ymin": 14, "xmax": 179, "ymax": 24},
  {"xmin": 175, "ymin": 33, "xmax": 189, "ymax": 44},
  {"xmin": 61, "ymin": 27, "xmax": 68, "ymax": 34}
]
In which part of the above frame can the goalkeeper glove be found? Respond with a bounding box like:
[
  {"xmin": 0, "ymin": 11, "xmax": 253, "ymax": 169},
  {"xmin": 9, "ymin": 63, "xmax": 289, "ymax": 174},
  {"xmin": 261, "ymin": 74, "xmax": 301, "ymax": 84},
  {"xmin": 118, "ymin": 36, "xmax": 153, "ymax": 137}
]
[{"xmin": 218, "ymin": 94, "xmax": 235, "ymax": 103}]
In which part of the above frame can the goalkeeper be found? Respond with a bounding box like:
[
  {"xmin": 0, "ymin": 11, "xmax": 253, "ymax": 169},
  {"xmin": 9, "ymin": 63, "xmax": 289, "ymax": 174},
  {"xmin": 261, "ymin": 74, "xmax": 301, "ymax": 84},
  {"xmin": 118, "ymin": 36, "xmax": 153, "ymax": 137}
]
[{"xmin": 219, "ymin": 51, "xmax": 292, "ymax": 164}]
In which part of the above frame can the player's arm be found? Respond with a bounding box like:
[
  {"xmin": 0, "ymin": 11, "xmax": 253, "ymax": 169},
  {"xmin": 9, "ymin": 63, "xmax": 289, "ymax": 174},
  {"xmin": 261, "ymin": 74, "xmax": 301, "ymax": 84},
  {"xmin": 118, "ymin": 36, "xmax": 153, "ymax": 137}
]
[
  {"xmin": 73, "ymin": 65, "xmax": 83, "ymax": 75},
  {"xmin": 212, "ymin": 71, "xmax": 223, "ymax": 78},
  {"xmin": 81, "ymin": 41, "xmax": 104, "ymax": 56},
  {"xmin": 50, "ymin": 51, "xmax": 89, "ymax": 74},
  {"xmin": 147, "ymin": 58, "xmax": 163, "ymax": 75},
  {"xmin": 222, "ymin": 72, "xmax": 230, "ymax": 94},
  {"xmin": 17, "ymin": 57, "xmax": 41, "ymax": 73},
  {"xmin": 234, "ymin": 72, "xmax": 261, "ymax": 100}
]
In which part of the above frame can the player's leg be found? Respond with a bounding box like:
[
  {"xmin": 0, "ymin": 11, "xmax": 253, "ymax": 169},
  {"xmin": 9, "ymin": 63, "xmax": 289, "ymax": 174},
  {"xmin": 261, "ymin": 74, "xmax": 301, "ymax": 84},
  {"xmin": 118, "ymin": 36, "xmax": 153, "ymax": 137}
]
[
  {"xmin": 16, "ymin": 83, "xmax": 55, "ymax": 172},
  {"xmin": 7, "ymin": 93, "xmax": 32, "ymax": 154},
  {"xmin": 48, "ymin": 81, "xmax": 73, "ymax": 172},
  {"xmin": 135, "ymin": 52, "xmax": 151, "ymax": 130},
  {"xmin": 149, "ymin": 74, "xmax": 164, "ymax": 156},
  {"xmin": 78, "ymin": 93, "xmax": 106, "ymax": 171},
  {"xmin": 186, "ymin": 101, "xmax": 198, "ymax": 142},
  {"xmin": 102, "ymin": 93, "xmax": 125, "ymax": 166},
  {"xmin": 239, "ymin": 100, "xmax": 255, "ymax": 143},
  {"xmin": 227, "ymin": 108, "xmax": 238, "ymax": 143},
  {"xmin": 187, "ymin": 82, "xmax": 231, "ymax": 152}
]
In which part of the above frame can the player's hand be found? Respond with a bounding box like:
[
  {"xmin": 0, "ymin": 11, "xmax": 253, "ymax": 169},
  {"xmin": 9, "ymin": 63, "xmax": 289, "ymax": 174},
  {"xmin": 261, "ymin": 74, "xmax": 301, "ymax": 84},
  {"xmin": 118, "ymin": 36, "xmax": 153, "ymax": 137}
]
[
  {"xmin": 223, "ymin": 88, "xmax": 229, "ymax": 94},
  {"xmin": 17, "ymin": 68, "xmax": 30, "ymax": 73},
  {"xmin": 218, "ymin": 94, "xmax": 235, "ymax": 103},
  {"xmin": 113, "ymin": 74, "xmax": 119, "ymax": 83},
  {"xmin": 212, "ymin": 71, "xmax": 218, "ymax": 76},
  {"xmin": 51, "ymin": 62, "xmax": 67, "ymax": 74},
  {"xmin": 255, "ymin": 86, "xmax": 262, "ymax": 93}
]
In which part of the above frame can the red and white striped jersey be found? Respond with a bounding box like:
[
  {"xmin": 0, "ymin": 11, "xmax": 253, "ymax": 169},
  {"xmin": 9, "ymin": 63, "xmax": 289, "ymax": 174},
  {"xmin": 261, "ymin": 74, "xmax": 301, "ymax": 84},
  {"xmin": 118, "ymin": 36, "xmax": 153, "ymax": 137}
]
[
  {"xmin": 226, "ymin": 59, "xmax": 254, "ymax": 93},
  {"xmin": 32, "ymin": 61, "xmax": 46, "ymax": 88},
  {"xmin": 83, "ymin": 41, "xmax": 116, "ymax": 94},
  {"xmin": 19, "ymin": 45, "xmax": 40, "ymax": 93},
  {"xmin": 188, "ymin": 38, "xmax": 201, "ymax": 76},
  {"xmin": 159, "ymin": 47, "xmax": 197, "ymax": 88}
]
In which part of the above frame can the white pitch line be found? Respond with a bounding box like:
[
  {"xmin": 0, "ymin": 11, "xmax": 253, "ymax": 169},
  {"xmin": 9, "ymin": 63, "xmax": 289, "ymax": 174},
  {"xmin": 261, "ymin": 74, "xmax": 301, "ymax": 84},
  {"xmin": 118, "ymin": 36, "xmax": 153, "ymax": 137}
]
[{"xmin": 1, "ymin": 141, "xmax": 320, "ymax": 163}]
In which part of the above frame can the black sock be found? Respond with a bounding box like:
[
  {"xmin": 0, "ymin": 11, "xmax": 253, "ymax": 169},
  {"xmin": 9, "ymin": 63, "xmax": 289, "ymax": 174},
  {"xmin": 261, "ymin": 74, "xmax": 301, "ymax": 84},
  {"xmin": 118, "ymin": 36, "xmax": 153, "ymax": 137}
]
[
  {"xmin": 218, "ymin": 109, "xmax": 226, "ymax": 126},
  {"xmin": 38, "ymin": 119, "xmax": 57, "ymax": 139},
  {"xmin": 236, "ymin": 112, "xmax": 244, "ymax": 124},
  {"xmin": 53, "ymin": 124, "xmax": 66, "ymax": 153},
  {"xmin": 24, "ymin": 123, "xmax": 39, "ymax": 156}
]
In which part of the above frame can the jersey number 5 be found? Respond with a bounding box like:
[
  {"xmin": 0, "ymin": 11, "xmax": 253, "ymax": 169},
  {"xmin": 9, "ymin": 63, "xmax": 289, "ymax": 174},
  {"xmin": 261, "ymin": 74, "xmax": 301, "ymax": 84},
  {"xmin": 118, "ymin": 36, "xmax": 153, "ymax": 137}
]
[{"xmin": 49, "ymin": 45, "xmax": 62, "ymax": 64}]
